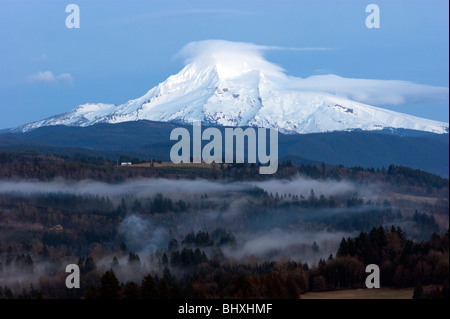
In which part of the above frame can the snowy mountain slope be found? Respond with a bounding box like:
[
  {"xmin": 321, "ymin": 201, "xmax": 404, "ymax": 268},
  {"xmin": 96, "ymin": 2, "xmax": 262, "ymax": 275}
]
[{"xmin": 17, "ymin": 41, "xmax": 449, "ymax": 134}]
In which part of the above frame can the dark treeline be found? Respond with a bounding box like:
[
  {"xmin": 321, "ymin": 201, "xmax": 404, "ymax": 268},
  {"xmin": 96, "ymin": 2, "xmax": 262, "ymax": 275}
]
[
  {"xmin": 1, "ymin": 186, "xmax": 443, "ymax": 260},
  {"xmin": 0, "ymin": 228, "xmax": 447, "ymax": 299},
  {"xmin": 0, "ymin": 192, "xmax": 379, "ymax": 254}
]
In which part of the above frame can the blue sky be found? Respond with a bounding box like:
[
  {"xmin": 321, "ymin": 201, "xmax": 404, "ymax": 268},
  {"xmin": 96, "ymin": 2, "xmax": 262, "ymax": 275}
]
[{"xmin": 0, "ymin": 0, "xmax": 448, "ymax": 129}]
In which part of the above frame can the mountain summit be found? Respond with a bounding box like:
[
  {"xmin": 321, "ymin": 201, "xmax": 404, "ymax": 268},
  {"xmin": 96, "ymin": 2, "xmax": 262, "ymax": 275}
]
[{"xmin": 17, "ymin": 40, "xmax": 449, "ymax": 134}]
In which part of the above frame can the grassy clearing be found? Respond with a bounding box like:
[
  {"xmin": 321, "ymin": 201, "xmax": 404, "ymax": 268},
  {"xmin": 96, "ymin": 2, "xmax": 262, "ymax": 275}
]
[
  {"xmin": 131, "ymin": 162, "xmax": 215, "ymax": 168},
  {"xmin": 388, "ymin": 192, "xmax": 447, "ymax": 204},
  {"xmin": 301, "ymin": 288, "xmax": 413, "ymax": 299}
]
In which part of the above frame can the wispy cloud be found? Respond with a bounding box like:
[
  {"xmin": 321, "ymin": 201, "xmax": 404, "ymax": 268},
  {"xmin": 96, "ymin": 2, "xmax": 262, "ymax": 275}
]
[
  {"xmin": 26, "ymin": 71, "xmax": 73, "ymax": 85},
  {"xmin": 138, "ymin": 9, "xmax": 259, "ymax": 20},
  {"xmin": 31, "ymin": 53, "xmax": 48, "ymax": 62},
  {"xmin": 179, "ymin": 40, "xmax": 448, "ymax": 106},
  {"xmin": 266, "ymin": 46, "xmax": 334, "ymax": 52},
  {"xmin": 114, "ymin": 9, "xmax": 261, "ymax": 25},
  {"xmin": 289, "ymin": 74, "xmax": 449, "ymax": 105}
]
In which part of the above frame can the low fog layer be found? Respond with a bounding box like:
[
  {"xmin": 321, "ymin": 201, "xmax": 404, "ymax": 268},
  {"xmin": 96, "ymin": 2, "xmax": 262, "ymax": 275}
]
[
  {"xmin": 251, "ymin": 177, "xmax": 359, "ymax": 197},
  {"xmin": 0, "ymin": 177, "xmax": 366, "ymax": 264},
  {"xmin": 0, "ymin": 176, "xmax": 362, "ymax": 199},
  {"xmin": 1, "ymin": 175, "xmax": 446, "ymax": 290}
]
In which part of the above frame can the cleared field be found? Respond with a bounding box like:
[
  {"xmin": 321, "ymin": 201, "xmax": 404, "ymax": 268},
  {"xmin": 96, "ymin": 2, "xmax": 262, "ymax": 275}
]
[
  {"xmin": 301, "ymin": 288, "xmax": 413, "ymax": 299},
  {"xmin": 129, "ymin": 162, "xmax": 218, "ymax": 168},
  {"xmin": 387, "ymin": 192, "xmax": 447, "ymax": 204}
]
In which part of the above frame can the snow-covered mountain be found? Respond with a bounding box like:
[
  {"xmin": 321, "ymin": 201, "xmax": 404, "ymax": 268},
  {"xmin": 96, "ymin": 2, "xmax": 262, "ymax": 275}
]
[{"xmin": 17, "ymin": 40, "xmax": 449, "ymax": 134}]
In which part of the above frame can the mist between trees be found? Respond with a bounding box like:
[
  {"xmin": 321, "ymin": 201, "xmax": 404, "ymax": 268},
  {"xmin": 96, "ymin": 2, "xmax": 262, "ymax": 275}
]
[{"xmin": 0, "ymin": 173, "xmax": 447, "ymax": 297}]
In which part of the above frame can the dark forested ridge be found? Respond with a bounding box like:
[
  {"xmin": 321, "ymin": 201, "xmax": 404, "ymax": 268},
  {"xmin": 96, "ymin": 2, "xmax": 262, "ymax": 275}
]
[
  {"xmin": 0, "ymin": 151, "xmax": 448, "ymax": 299},
  {"xmin": 1, "ymin": 120, "xmax": 448, "ymax": 176},
  {"xmin": 0, "ymin": 151, "xmax": 448, "ymax": 189}
]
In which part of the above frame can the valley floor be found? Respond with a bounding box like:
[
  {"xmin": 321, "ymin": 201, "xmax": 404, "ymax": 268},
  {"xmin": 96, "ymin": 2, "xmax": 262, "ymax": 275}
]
[{"xmin": 301, "ymin": 287, "xmax": 413, "ymax": 299}]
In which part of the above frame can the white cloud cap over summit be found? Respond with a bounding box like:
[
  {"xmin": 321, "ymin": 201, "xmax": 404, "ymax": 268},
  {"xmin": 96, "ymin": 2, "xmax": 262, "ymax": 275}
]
[
  {"xmin": 16, "ymin": 40, "xmax": 449, "ymax": 134},
  {"xmin": 178, "ymin": 40, "xmax": 448, "ymax": 106},
  {"xmin": 177, "ymin": 40, "xmax": 286, "ymax": 80}
]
